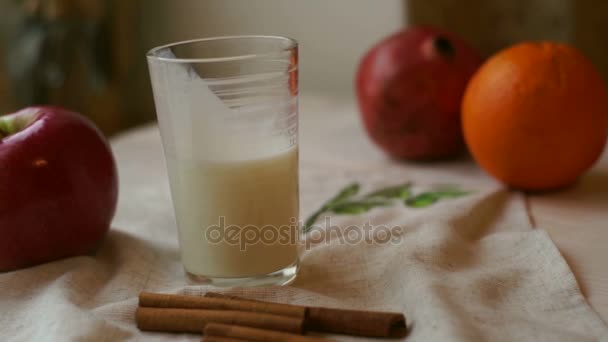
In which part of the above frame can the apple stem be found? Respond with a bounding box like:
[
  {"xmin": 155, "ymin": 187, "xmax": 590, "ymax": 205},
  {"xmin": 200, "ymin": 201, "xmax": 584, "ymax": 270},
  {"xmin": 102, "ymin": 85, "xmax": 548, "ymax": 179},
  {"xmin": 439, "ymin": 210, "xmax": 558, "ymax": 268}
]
[
  {"xmin": 0, "ymin": 109, "xmax": 40, "ymax": 139},
  {"xmin": 0, "ymin": 120, "xmax": 9, "ymax": 139}
]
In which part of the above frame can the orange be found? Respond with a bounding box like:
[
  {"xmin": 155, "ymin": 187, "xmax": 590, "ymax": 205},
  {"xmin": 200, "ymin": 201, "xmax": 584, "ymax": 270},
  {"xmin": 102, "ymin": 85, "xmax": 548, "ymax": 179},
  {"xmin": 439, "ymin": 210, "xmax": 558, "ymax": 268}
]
[{"xmin": 462, "ymin": 42, "xmax": 608, "ymax": 190}]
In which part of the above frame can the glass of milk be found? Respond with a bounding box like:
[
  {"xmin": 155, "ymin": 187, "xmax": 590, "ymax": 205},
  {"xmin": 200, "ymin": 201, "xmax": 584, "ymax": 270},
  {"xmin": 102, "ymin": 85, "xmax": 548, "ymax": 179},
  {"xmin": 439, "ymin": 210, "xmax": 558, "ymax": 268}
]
[{"xmin": 147, "ymin": 36, "xmax": 299, "ymax": 286}]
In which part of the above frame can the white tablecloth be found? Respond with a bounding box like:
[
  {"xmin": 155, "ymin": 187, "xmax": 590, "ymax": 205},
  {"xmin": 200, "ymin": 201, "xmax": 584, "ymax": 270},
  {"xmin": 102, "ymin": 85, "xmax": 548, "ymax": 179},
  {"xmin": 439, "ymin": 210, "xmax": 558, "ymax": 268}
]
[{"xmin": 1, "ymin": 95, "xmax": 607, "ymax": 341}]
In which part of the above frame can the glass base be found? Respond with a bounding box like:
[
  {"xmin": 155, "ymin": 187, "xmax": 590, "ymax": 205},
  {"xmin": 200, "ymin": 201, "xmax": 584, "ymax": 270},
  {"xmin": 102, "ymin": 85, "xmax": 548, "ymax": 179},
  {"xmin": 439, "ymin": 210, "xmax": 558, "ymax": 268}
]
[{"xmin": 185, "ymin": 260, "xmax": 299, "ymax": 287}]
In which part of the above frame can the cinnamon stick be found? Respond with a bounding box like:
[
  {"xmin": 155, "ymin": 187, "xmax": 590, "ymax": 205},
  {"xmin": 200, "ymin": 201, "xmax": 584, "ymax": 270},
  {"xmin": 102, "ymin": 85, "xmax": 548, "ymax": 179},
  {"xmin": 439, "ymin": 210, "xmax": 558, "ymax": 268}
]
[
  {"xmin": 204, "ymin": 338, "xmax": 251, "ymax": 342},
  {"xmin": 140, "ymin": 292, "xmax": 305, "ymax": 319},
  {"xmin": 136, "ymin": 307, "xmax": 303, "ymax": 334},
  {"xmin": 205, "ymin": 292, "xmax": 407, "ymax": 338},
  {"xmin": 204, "ymin": 323, "xmax": 331, "ymax": 342},
  {"xmin": 307, "ymin": 306, "xmax": 406, "ymax": 338}
]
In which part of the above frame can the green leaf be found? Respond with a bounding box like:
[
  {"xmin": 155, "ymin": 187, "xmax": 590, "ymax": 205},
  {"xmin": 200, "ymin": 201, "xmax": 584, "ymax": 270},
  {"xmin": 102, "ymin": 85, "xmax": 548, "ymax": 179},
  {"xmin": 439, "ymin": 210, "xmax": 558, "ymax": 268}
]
[
  {"xmin": 302, "ymin": 182, "xmax": 361, "ymax": 233},
  {"xmin": 324, "ymin": 182, "xmax": 360, "ymax": 209},
  {"xmin": 405, "ymin": 187, "xmax": 471, "ymax": 208},
  {"xmin": 432, "ymin": 189, "xmax": 470, "ymax": 198},
  {"xmin": 364, "ymin": 183, "xmax": 411, "ymax": 199},
  {"xmin": 405, "ymin": 193, "xmax": 439, "ymax": 208},
  {"xmin": 331, "ymin": 200, "xmax": 391, "ymax": 215}
]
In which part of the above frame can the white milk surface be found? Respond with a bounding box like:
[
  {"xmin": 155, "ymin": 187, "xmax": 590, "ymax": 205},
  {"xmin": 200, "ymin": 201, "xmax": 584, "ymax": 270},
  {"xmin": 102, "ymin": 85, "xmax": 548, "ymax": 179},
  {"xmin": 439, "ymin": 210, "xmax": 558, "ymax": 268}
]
[{"xmin": 166, "ymin": 145, "xmax": 299, "ymax": 278}]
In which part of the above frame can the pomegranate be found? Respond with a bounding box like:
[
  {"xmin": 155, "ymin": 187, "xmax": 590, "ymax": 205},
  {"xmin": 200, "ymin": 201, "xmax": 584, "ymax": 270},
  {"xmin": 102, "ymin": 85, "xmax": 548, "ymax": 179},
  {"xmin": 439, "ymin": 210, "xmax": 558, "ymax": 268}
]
[{"xmin": 356, "ymin": 26, "xmax": 482, "ymax": 160}]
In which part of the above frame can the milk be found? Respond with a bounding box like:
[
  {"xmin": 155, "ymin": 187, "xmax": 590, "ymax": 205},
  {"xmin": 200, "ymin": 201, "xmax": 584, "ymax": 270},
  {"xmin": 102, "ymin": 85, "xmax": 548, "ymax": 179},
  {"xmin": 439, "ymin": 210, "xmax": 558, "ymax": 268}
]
[{"xmin": 166, "ymin": 145, "xmax": 299, "ymax": 278}]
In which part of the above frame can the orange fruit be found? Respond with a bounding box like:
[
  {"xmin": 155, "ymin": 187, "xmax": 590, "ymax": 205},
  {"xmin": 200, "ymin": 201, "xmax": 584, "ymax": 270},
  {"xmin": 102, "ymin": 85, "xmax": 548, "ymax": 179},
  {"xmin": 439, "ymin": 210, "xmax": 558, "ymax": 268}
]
[{"xmin": 462, "ymin": 42, "xmax": 608, "ymax": 190}]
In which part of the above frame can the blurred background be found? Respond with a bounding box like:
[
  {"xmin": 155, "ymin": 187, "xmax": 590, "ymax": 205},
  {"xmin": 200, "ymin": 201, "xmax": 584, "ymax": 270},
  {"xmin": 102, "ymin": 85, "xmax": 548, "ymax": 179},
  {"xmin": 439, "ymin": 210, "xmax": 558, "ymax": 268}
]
[{"xmin": 0, "ymin": 0, "xmax": 606, "ymax": 136}]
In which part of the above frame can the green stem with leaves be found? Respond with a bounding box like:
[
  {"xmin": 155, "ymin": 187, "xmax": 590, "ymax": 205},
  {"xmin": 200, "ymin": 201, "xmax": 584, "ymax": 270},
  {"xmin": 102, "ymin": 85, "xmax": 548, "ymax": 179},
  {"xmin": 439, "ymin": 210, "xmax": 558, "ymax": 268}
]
[{"xmin": 303, "ymin": 182, "xmax": 471, "ymax": 233}]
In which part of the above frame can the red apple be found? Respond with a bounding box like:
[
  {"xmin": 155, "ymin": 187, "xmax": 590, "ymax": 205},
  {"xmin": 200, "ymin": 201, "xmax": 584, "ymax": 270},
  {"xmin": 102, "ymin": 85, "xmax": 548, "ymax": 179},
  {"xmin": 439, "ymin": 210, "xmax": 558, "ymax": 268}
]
[
  {"xmin": 0, "ymin": 107, "xmax": 118, "ymax": 271},
  {"xmin": 356, "ymin": 26, "xmax": 482, "ymax": 160}
]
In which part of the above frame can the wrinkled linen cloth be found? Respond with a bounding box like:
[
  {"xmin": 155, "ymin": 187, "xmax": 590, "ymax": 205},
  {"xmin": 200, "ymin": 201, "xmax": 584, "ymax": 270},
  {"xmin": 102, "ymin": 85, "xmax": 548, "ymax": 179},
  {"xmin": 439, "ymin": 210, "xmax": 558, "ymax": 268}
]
[{"xmin": 1, "ymin": 95, "xmax": 607, "ymax": 342}]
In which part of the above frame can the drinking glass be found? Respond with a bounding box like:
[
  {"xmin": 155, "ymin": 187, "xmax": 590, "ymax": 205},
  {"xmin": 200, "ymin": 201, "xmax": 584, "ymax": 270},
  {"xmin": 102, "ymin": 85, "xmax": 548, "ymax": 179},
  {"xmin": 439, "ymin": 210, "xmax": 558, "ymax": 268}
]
[{"xmin": 147, "ymin": 36, "xmax": 299, "ymax": 286}]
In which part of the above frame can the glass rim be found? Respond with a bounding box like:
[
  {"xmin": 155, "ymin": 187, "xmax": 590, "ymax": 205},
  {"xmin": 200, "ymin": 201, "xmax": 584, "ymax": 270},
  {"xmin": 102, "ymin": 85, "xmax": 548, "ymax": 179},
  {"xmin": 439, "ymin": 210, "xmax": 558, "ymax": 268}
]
[{"xmin": 146, "ymin": 35, "xmax": 298, "ymax": 63}]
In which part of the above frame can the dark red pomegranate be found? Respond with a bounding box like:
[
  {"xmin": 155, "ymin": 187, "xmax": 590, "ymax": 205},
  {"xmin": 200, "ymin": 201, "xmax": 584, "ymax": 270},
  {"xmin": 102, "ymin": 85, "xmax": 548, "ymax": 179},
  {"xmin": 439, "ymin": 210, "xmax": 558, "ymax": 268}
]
[{"xmin": 356, "ymin": 26, "xmax": 482, "ymax": 160}]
